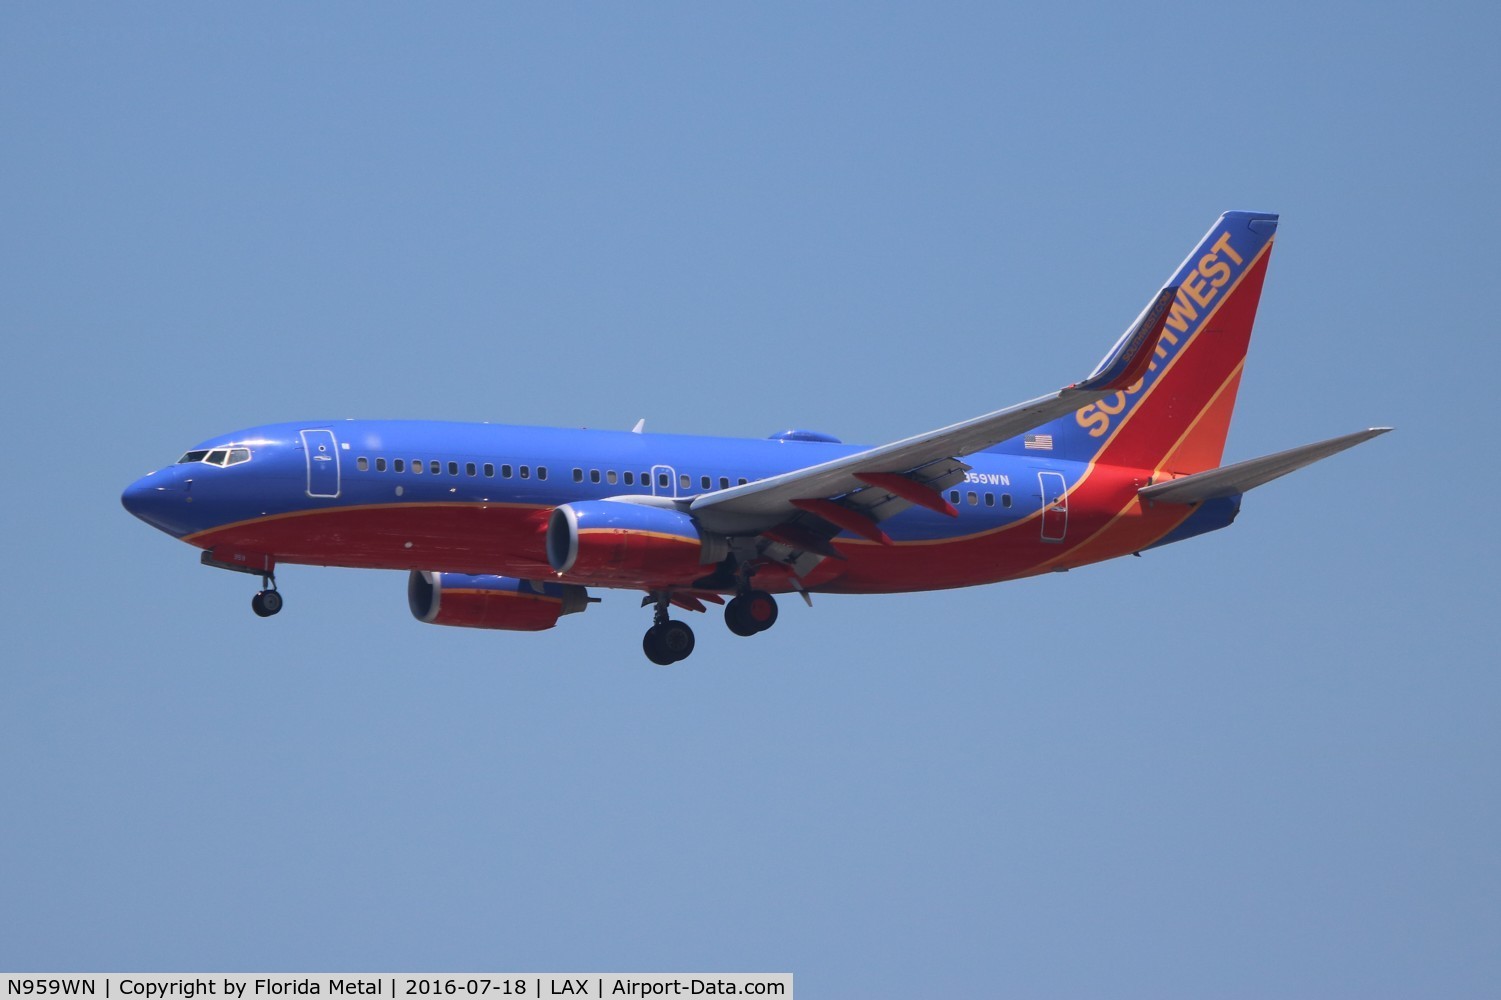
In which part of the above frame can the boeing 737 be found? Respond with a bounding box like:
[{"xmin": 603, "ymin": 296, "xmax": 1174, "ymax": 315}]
[{"xmin": 122, "ymin": 212, "xmax": 1388, "ymax": 663}]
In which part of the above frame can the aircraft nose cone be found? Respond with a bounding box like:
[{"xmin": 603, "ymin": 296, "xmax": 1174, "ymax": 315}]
[{"xmin": 121, "ymin": 468, "xmax": 180, "ymax": 529}]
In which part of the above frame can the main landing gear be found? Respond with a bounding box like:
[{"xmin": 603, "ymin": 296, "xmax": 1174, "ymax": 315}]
[
  {"xmin": 643, "ymin": 594, "xmax": 695, "ymax": 665},
  {"xmin": 639, "ymin": 588, "xmax": 783, "ymax": 664},
  {"xmin": 725, "ymin": 589, "xmax": 778, "ymax": 637}
]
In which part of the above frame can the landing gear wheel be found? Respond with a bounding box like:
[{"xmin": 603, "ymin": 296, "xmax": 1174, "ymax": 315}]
[
  {"xmin": 643, "ymin": 625, "xmax": 674, "ymax": 665},
  {"xmin": 662, "ymin": 620, "xmax": 695, "ymax": 661},
  {"xmin": 725, "ymin": 602, "xmax": 759, "ymax": 637},
  {"xmin": 725, "ymin": 590, "xmax": 778, "ymax": 636},
  {"xmin": 251, "ymin": 590, "xmax": 283, "ymax": 617},
  {"xmin": 643, "ymin": 620, "xmax": 696, "ymax": 664}
]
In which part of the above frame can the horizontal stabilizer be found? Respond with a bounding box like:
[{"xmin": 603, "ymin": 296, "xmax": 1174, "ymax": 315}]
[{"xmin": 1138, "ymin": 428, "xmax": 1391, "ymax": 504}]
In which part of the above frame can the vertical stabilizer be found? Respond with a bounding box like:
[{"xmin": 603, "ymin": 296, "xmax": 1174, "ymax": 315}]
[{"xmin": 996, "ymin": 212, "xmax": 1278, "ymax": 475}]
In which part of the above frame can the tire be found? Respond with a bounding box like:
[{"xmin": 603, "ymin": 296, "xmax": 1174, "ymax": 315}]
[
  {"xmin": 251, "ymin": 590, "xmax": 283, "ymax": 617},
  {"xmin": 660, "ymin": 620, "xmax": 696, "ymax": 662},
  {"xmin": 725, "ymin": 597, "xmax": 760, "ymax": 636},
  {"xmin": 743, "ymin": 590, "xmax": 778, "ymax": 632},
  {"xmin": 643, "ymin": 624, "xmax": 676, "ymax": 665}
]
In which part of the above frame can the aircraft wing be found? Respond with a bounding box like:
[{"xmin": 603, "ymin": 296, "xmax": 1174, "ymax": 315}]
[
  {"xmin": 689, "ymin": 286, "xmax": 1177, "ymax": 529},
  {"xmin": 1138, "ymin": 427, "xmax": 1392, "ymax": 504}
]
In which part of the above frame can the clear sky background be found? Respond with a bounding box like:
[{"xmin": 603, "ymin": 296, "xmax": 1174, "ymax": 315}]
[{"xmin": 2, "ymin": 3, "xmax": 1496, "ymax": 996}]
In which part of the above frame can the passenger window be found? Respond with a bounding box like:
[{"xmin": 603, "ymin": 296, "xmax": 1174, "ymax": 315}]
[
  {"xmin": 680, "ymin": 474, "xmax": 690, "ymax": 490},
  {"xmin": 967, "ymin": 491, "xmax": 978, "ymax": 505},
  {"xmin": 719, "ymin": 477, "xmax": 729, "ymax": 490},
  {"xmin": 737, "ymin": 477, "xmax": 748, "ymax": 486},
  {"xmin": 573, "ymin": 469, "xmax": 584, "ymax": 483},
  {"xmin": 538, "ymin": 467, "xmax": 547, "ymax": 481},
  {"xmin": 484, "ymin": 463, "xmax": 495, "ymax": 477},
  {"xmin": 430, "ymin": 461, "xmax": 440, "ymax": 475},
  {"xmin": 658, "ymin": 472, "xmax": 670, "ymax": 488},
  {"xmin": 466, "ymin": 462, "xmax": 476, "ymax": 476},
  {"xmin": 520, "ymin": 466, "xmax": 530, "ymax": 479},
  {"xmin": 607, "ymin": 470, "xmax": 617, "ymax": 485},
  {"xmin": 623, "ymin": 471, "xmax": 634, "ymax": 486},
  {"xmin": 412, "ymin": 460, "xmax": 423, "ymax": 474},
  {"xmin": 1002, "ymin": 494, "xmax": 1013, "ymax": 508},
  {"xmin": 448, "ymin": 461, "xmax": 458, "ymax": 476},
  {"xmin": 590, "ymin": 470, "xmax": 601, "ymax": 484},
  {"xmin": 394, "ymin": 459, "xmax": 405, "ymax": 472},
  {"xmin": 949, "ymin": 490, "xmax": 960, "ymax": 504},
  {"xmin": 984, "ymin": 493, "xmax": 995, "ymax": 507},
  {"xmin": 701, "ymin": 475, "xmax": 711, "ymax": 489},
  {"xmin": 501, "ymin": 465, "xmax": 512, "ymax": 478},
  {"xmin": 376, "ymin": 458, "xmax": 387, "ymax": 472},
  {"xmin": 357, "ymin": 457, "xmax": 369, "ymax": 471}
]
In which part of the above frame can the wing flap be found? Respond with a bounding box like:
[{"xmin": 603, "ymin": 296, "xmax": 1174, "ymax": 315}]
[{"xmin": 1138, "ymin": 428, "xmax": 1391, "ymax": 504}]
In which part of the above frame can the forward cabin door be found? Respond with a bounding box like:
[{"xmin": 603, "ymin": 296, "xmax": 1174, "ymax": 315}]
[
  {"xmin": 1038, "ymin": 471, "xmax": 1067, "ymax": 542},
  {"xmin": 301, "ymin": 428, "xmax": 341, "ymax": 498}
]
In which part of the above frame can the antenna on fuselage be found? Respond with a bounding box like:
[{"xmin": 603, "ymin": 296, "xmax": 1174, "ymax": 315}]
[{"xmin": 631, "ymin": 419, "xmax": 646, "ymax": 434}]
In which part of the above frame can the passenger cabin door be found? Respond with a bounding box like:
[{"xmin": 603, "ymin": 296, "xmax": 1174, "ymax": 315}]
[
  {"xmin": 651, "ymin": 464, "xmax": 677, "ymax": 498},
  {"xmin": 301, "ymin": 428, "xmax": 341, "ymax": 498},
  {"xmin": 1038, "ymin": 471, "xmax": 1067, "ymax": 543}
]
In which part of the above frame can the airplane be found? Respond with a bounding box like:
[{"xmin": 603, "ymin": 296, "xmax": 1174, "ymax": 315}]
[{"xmin": 122, "ymin": 211, "xmax": 1388, "ymax": 664}]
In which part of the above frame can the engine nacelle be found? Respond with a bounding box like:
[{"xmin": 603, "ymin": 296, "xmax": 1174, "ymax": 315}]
[
  {"xmin": 408, "ymin": 571, "xmax": 590, "ymax": 631},
  {"xmin": 545, "ymin": 500, "xmax": 728, "ymax": 586}
]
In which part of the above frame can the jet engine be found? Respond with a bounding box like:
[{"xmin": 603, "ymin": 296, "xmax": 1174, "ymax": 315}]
[
  {"xmin": 545, "ymin": 500, "xmax": 728, "ymax": 587},
  {"xmin": 408, "ymin": 571, "xmax": 590, "ymax": 631}
]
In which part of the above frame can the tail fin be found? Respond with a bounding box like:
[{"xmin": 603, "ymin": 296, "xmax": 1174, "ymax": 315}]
[{"xmin": 996, "ymin": 211, "xmax": 1278, "ymax": 474}]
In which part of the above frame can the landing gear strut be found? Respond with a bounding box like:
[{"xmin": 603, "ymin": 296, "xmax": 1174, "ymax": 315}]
[
  {"xmin": 725, "ymin": 589, "xmax": 778, "ymax": 637},
  {"xmin": 642, "ymin": 593, "xmax": 695, "ymax": 665}
]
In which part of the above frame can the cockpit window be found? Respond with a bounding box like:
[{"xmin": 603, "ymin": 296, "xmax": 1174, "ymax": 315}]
[{"xmin": 177, "ymin": 446, "xmax": 253, "ymax": 466}]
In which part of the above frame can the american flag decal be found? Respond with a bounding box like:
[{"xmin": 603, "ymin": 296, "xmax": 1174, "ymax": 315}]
[{"xmin": 1024, "ymin": 434, "xmax": 1053, "ymax": 451}]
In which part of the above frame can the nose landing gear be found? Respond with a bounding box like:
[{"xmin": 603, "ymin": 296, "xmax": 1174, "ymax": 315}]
[
  {"xmin": 251, "ymin": 583, "xmax": 282, "ymax": 617},
  {"xmin": 250, "ymin": 571, "xmax": 283, "ymax": 617},
  {"xmin": 200, "ymin": 551, "xmax": 284, "ymax": 618}
]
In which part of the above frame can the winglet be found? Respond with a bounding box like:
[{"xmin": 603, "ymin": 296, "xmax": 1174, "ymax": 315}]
[{"xmin": 1071, "ymin": 285, "xmax": 1179, "ymax": 393}]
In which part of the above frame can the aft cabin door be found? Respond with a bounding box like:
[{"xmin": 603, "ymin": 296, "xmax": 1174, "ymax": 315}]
[
  {"xmin": 301, "ymin": 429, "xmax": 341, "ymax": 498},
  {"xmin": 1038, "ymin": 471, "xmax": 1067, "ymax": 543}
]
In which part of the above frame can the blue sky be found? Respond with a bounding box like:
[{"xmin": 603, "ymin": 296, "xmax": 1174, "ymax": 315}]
[{"xmin": 2, "ymin": 3, "xmax": 1496, "ymax": 996}]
